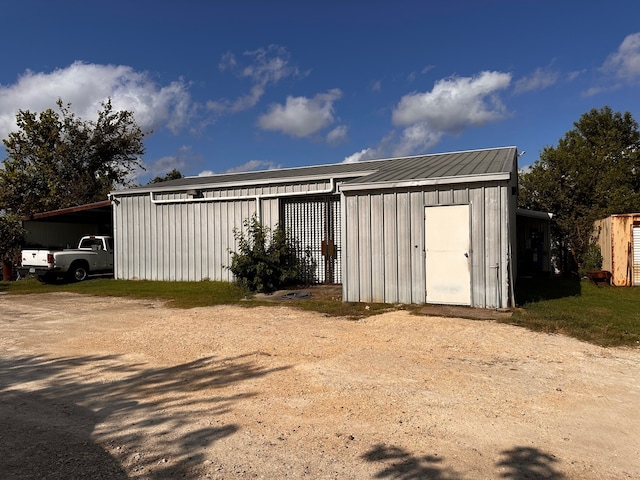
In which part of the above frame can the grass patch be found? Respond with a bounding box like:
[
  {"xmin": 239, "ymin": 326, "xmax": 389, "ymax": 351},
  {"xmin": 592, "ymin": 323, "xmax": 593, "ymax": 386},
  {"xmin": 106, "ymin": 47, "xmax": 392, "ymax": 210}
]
[
  {"xmin": 291, "ymin": 299, "xmax": 405, "ymax": 319},
  {"xmin": 509, "ymin": 276, "xmax": 640, "ymax": 347},
  {"xmin": 1, "ymin": 277, "xmax": 411, "ymax": 320},
  {"xmin": 0, "ymin": 277, "xmax": 247, "ymax": 308},
  {"xmin": 3, "ymin": 275, "xmax": 640, "ymax": 347}
]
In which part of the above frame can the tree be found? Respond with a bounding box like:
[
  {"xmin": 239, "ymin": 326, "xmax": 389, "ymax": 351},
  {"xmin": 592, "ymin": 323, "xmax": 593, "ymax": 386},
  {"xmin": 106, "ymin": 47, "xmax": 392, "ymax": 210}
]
[
  {"xmin": 0, "ymin": 99, "xmax": 146, "ymax": 217},
  {"xmin": 148, "ymin": 168, "xmax": 183, "ymax": 184},
  {"xmin": 519, "ymin": 106, "xmax": 640, "ymax": 272},
  {"xmin": 0, "ymin": 213, "xmax": 26, "ymax": 280}
]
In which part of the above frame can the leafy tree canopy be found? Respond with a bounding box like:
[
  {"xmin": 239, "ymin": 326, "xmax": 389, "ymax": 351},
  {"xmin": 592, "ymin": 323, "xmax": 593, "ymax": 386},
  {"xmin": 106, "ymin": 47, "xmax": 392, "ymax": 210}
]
[
  {"xmin": 519, "ymin": 106, "xmax": 640, "ymax": 270},
  {"xmin": 0, "ymin": 98, "xmax": 146, "ymax": 217},
  {"xmin": 0, "ymin": 213, "xmax": 25, "ymax": 263},
  {"xmin": 148, "ymin": 168, "xmax": 183, "ymax": 184}
]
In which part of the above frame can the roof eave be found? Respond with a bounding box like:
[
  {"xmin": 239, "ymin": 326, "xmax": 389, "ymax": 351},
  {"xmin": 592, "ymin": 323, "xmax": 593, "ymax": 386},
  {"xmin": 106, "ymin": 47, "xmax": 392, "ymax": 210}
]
[
  {"xmin": 339, "ymin": 172, "xmax": 512, "ymax": 192},
  {"xmin": 111, "ymin": 170, "xmax": 378, "ymax": 196}
]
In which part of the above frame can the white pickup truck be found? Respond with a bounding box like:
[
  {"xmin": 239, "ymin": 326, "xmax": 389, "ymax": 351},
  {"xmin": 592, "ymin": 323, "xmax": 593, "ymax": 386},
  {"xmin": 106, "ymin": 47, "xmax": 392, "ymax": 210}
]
[{"xmin": 20, "ymin": 235, "xmax": 114, "ymax": 282}]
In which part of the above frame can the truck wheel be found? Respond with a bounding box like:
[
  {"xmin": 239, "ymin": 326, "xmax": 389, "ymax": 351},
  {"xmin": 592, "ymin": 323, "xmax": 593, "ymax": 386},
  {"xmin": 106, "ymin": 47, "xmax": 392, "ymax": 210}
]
[
  {"xmin": 69, "ymin": 263, "xmax": 89, "ymax": 282},
  {"xmin": 37, "ymin": 274, "xmax": 54, "ymax": 284}
]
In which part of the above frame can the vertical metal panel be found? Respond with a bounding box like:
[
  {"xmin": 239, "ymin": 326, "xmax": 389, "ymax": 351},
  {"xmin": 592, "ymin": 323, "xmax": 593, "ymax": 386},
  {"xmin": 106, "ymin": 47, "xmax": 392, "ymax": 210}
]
[
  {"xmin": 396, "ymin": 192, "xmax": 412, "ymax": 304},
  {"xmin": 344, "ymin": 195, "xmax": 360, "ymax": 301},
  {"xmin": 468, "ymin": 190, "xmax": 483, "ymax": 307},
  {"xmin": 357, "ymin": 195, "xmax": 372, "ymax": 301},
  {"xmin": 410, "ymin": 191, "xmax": 425, "ymax": 303},
  {"xmin": 383, "ymin": 192, "xmax": 399, "ymax": 302},
  {"xmin": 370, "ymin": 194, "xmax": 385, "ymax": 302},
  {"xmin": 610, "ymin": 215, "xmax": 640, "ymax": 287},
  {"xmin": 634, "ymin": 226, "xmax": 640, "ymax": 286}
]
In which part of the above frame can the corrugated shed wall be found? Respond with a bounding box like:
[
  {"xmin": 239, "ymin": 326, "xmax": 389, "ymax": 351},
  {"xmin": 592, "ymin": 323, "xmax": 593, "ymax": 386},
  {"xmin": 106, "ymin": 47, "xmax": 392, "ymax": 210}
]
[
  {"xmin": 342, "ymin": 181, "xmax": 512, "ymax": 308},
  {"xmin": 594, "ymin": 214, "xmax": 640, "ymax": 286},
  {"xmin": 113, "ymin": 196, "xmax": 281, "ymax": 282},
  {"xmin": 113, "ymin": 180, "xmax": 330, "ymax": 281}
]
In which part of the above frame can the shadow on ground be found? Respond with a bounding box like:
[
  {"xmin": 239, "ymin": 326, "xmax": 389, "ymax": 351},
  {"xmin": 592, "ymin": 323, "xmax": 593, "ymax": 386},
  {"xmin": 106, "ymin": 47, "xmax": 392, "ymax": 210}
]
[
  {"xmin": 0, "ymin": 353, "xmax": 289, "ymax": 479},
  {"xmin": 362, "ymin": 444, "xmax": 567, "ymax": 479}
]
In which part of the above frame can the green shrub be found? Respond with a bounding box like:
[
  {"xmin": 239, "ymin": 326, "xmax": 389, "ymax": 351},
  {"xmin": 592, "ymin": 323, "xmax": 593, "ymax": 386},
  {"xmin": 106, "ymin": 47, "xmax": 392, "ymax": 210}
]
[
  {"xmin": 227, "ymin": 215, "xmax": 310, "ymax": 293},
  {"xmin": 580, "ymin": 242, "xmax": 603, "ymax": 277}
]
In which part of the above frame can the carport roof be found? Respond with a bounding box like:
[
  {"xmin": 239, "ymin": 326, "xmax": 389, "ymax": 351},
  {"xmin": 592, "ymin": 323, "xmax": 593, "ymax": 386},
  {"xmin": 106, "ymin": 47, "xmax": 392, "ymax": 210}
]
[
  {"xmin": 22, "ymin": 200, "xmax": 112, "ymax": 224},
  {"xmin": 113, "ymin": 146, "xmax": 517, "ymax": 195}
]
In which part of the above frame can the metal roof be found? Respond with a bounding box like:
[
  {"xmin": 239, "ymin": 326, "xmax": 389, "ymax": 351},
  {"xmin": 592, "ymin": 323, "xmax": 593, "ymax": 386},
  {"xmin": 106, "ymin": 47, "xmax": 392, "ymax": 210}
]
[
  {"xmin": 22, "ymin": 200, "xmax": 113, "ymax": 223},
  {"xmin": 113, "ymin": 146, "xmax": 517, "ymax": 195},
  {"xmin": 344, "ymin": 147, "xmax": 516, "ymax": 185}
]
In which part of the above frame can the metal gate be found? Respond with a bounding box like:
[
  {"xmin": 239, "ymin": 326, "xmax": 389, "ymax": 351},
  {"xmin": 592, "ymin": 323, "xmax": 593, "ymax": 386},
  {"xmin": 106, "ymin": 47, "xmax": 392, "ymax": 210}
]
[{"xmin": 281, "ymin": 196, "xmax": 341, "ymax": 284}]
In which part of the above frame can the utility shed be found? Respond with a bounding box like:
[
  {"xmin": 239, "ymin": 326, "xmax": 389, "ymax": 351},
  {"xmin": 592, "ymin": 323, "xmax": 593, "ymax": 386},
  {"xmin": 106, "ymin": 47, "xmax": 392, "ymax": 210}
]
[
  {"xmin": 593, "ymin": 213, "xmax": 640, "ymax": 286},
  {"xmin": 110, "ymin": 146, "xmax": 520, "ymax": 309}
]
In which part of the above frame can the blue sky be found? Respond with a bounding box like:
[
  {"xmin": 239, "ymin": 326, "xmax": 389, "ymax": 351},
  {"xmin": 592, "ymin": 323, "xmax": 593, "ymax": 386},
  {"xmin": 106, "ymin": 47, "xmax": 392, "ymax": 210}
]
[{"xmin": 1, "ymin": 0, "xmax": 640, "ymax": 183}]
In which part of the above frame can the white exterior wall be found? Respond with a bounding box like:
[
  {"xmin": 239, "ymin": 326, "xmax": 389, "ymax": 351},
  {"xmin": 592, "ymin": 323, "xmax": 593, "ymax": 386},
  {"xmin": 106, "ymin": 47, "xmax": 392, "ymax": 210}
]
[
  {"xmin": 342, "ymin": 180, "xmax": 515, "ymax": 308},
  {"xmin": 112, "ymin": 180, "xmax": 330, "ymax": 281}
]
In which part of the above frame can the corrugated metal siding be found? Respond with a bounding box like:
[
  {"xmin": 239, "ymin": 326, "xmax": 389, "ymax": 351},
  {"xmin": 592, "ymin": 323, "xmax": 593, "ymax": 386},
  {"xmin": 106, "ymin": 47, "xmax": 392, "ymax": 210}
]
[
  {"xmin": 594, "ymin": 214, "xmax": 640, "ymax": 286},
  {"xmin": 342, "ymin": 181, "xmax": 511, "ymax": 308},
  {"xmin": 114, "ymin": 194, "xmax": 261, "ymax": 281},
  {"xmin": 113, "ymin": 181, "xmax": 338, "ymax": 282}
]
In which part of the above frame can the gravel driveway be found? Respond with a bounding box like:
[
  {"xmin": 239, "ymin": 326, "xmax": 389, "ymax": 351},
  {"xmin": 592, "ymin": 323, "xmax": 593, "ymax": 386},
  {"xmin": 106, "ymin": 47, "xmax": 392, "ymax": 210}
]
[{"xmin": 1, "ymin": 292, "xmax": 639, "ymax": 479}]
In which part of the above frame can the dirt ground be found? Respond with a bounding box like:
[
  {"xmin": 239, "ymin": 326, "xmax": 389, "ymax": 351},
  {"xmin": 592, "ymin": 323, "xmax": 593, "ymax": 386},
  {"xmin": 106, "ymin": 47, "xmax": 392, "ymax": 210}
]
[{"xmin": 1, "ymin": 291, "xmax": 639, "ymax": 479}]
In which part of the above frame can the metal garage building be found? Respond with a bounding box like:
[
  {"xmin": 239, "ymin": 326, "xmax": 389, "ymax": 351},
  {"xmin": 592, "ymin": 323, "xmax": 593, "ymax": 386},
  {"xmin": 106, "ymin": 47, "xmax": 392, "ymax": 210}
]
[{"xmin": 110, "ymin": 146, "xmax": 520, "ymax": 308}]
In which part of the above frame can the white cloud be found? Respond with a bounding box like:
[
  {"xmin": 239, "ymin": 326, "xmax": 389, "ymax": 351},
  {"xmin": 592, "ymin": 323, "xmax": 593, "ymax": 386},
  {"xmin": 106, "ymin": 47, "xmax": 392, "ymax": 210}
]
[
  {"xmin": 603, "ymin": 32, "xmax": 640, "ymax": 80},
  {"xmin": 392, "ymin": 71, "xmax": 511, "ymax": 129},
  {"xmin": 327, "ymin": 125, "xmax": 348, "ymax": 144},
  {"xmin": 0, "ymin": 61, "xmax": 193, "ymax": 141},
  {"xmin": 514, "ymin": 67, "xmax": 559, "ymax": 93},
  {"xmin": 394, "ymin": 124, "xmax": 444, "ymax": 157},
  {"xmin": 342, "ymin": 148, "xmax": 378, "ymax": 163},
  {"xmin": 257, "ymin": 89, "xmax": 343, "ymax": 138},
  {"xmin": 209, "ymin": 45, "xmax": 300, "ymax": 114},
  {"xmin": 144, "ymin": 146, "xmax": 201, "ymax": 176},
  {"xmin": 389, "ymin": 71, "xmax": 511, "ymax": 155},
  {"xmin": 371, "ymin": 80, "xmax": 382, "ymax": 92},
  {"xmin": 196, "ymin": 159, "xmax": 280, "ymax": 177},
  {"xmin": 225, "ymin": 159, "xmax": 280, "ymax": 173}
]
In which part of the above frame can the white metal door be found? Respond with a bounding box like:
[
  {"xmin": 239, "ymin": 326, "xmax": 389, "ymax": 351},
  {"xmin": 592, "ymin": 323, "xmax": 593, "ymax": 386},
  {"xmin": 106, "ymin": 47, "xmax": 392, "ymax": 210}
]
[
  {"xmin": 425, "ymin": 205, "xmax": 471, "ymax": 305},
  {"xmin": 633, "ymin": 226, "xmax": 640, "ymax": 286}
]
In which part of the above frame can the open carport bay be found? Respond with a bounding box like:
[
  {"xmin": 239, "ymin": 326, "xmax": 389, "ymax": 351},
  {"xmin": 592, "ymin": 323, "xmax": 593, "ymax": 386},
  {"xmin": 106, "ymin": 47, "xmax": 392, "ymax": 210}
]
[{"xmin": 1, "ymin": 292, "xmax": 639, "ymax": 479}]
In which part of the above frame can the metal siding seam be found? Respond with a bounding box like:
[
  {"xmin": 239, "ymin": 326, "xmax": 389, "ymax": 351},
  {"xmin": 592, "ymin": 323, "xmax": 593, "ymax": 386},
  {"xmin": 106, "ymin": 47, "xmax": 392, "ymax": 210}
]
[
  {"xmin": 410, "ymin": 190, "xmax": 424, "ymax": 304},
  {"xmin": 474, "ymin": 186, "xmax": 486, "ymax": 308},
  {"xmin": 346, "ymin": 195, "xmax": 359, "ymax": 302},
  {"xmin": 340, "ymin": 192, "xmax": 347, "ymax": 302},
  {"xmin": 360, "ymin": 194, "xmax": 372, "ymax": 302},
  {"xmin": 397, "ymin": 192, "xmax": 411, "ymax": 304},
  {"xmin": 370, "ymin": 194, "xmax": 384, "ymax": 303},
  {"xmin": 385, "ymin": 192, "xmax": 398, "ymax": 303}
]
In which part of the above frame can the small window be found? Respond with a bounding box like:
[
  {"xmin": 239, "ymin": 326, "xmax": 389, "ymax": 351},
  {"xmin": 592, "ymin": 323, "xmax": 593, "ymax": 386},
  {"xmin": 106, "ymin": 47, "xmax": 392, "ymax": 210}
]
[{"xmin": 80, "ymin": 238, "xmax": 103, "ymax": 250}]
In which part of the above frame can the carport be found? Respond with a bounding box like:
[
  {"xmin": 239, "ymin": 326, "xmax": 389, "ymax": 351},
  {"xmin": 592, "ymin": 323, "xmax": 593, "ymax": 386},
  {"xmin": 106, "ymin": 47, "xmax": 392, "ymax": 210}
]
[{"xmin": 21, "ymin": 200, "xmax": 113, "ymax": 249}]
